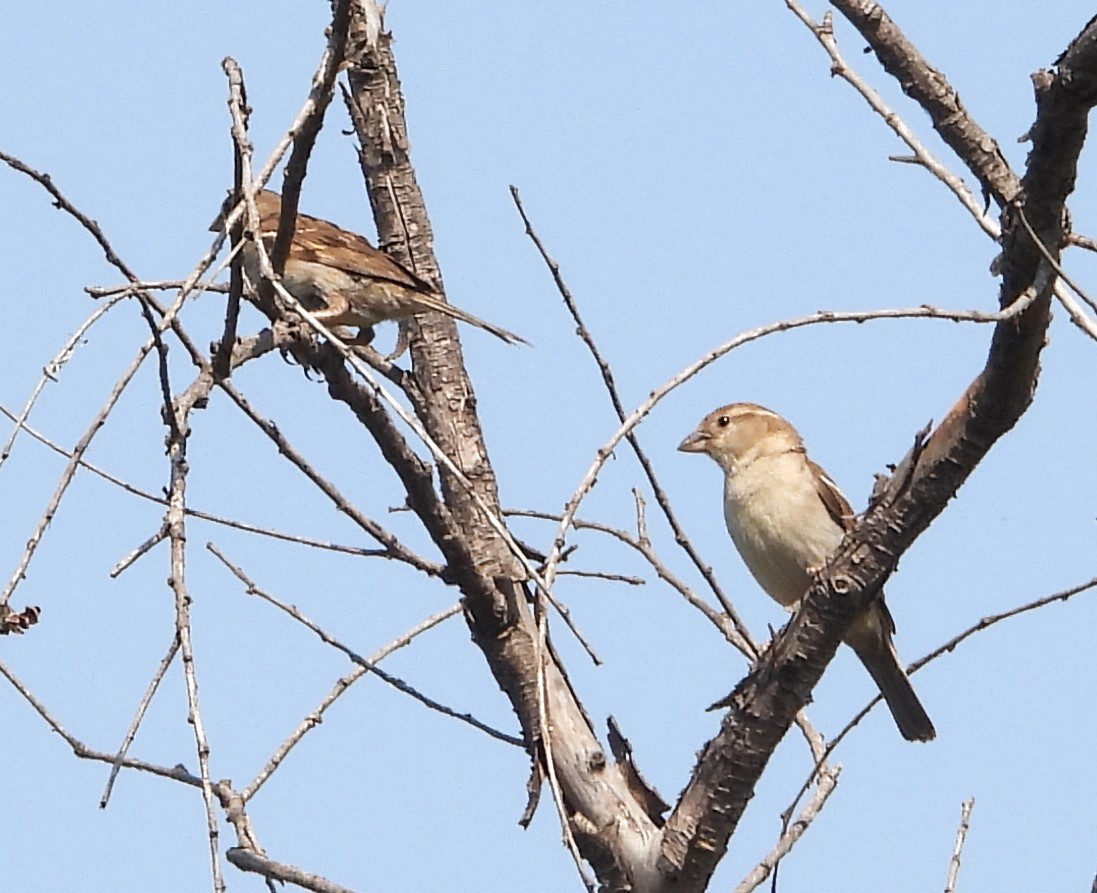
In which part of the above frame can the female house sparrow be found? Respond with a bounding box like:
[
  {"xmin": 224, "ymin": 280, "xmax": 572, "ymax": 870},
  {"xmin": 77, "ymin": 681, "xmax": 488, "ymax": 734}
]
[
  {"xmin": 679, "ymin": 402, "xmax": 935, "ymax": 742},
  {"xmin": 211, "ymin": 190, "xmax": 527, "ymax": 348}
]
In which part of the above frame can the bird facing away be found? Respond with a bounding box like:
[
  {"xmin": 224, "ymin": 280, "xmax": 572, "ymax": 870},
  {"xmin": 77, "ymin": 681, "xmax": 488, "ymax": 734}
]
[
  {"xmin": 211, "ymin": 190, "xmax": 527, "ymax": 348},
  {"xmin": 679, "ymin": 402, "xmax": 935, "ymax": 742}
]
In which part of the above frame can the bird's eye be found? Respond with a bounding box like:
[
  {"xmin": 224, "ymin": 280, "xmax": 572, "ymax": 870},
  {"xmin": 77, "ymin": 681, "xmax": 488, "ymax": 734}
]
[{"xmin": 717, "ymin": 415, "xmax": 730, "ymax": 428}]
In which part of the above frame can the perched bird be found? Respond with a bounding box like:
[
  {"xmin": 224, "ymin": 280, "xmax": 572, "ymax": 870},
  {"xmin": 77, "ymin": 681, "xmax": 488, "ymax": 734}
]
[
  {"xmin": 679, "ymin": 402, "xmax": 935, "ymax": 742},
  {"xmin": 211, "ymin": 190, "xmax": 527, "ymax": 348}
]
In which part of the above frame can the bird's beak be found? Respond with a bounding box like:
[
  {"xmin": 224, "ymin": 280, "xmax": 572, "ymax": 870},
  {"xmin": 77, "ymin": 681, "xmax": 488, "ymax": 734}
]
[
  {"xmin": 678, "ymin": 428, "xmax": 710, "ymax": 454},
  {"xmin": 209, "ymin": 191, "xmax": 238, "ymax": 234}
]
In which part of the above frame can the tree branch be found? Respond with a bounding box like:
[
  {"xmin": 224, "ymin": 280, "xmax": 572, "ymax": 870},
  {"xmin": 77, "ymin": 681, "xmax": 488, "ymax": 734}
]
[{"xmin": 658, "ymin": 14, "xmax": 1097, "ymax": 889}]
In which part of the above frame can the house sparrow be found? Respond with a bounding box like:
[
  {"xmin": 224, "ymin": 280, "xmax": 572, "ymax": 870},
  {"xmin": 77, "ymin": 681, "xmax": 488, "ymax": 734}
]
[
  {"xmin": 679, "ymin": 402, "xmax": 935, "ymax": 742},
  {"xmin": 210, "ymin": 190, "xmax": 527, "ymax": 349}
]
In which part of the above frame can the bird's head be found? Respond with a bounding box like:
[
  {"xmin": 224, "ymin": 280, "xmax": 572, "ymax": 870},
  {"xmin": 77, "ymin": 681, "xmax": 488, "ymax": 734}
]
[{"xmin": 678, "ymin": 402, "xmax": 803, "ymax": 473}]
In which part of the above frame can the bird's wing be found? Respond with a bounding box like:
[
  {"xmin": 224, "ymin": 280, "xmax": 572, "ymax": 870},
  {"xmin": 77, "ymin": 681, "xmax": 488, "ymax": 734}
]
[
  {"xmin": 809, "ymin": 458, "xmax": 857, "ymax": 532},
  {"xmin": 289, "ymin": 217, "xmax": 436, "ymax": 294},
  {"xmin": 811, "ymin": 456, "xmax": 895, "ymax": 631}
]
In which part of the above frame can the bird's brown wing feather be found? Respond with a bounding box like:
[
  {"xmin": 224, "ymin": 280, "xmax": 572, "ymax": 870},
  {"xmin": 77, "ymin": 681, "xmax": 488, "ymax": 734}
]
[
  {"xmin": 271, "ymin": 214, "xmax": 435, "ymax": 295},
  {"xmin": 811, "ymin": 457, "xmax": 898, "ymax": 635},
  {"xmin": 809, "ymin": 458, "xmax": 856, "ymax": 532}
]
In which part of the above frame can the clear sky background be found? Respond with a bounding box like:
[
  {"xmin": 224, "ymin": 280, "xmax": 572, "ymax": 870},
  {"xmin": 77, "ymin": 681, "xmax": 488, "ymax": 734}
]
[{"xmin": 2, "ymin": 3, "xmax": 1096, "ymax": 891}]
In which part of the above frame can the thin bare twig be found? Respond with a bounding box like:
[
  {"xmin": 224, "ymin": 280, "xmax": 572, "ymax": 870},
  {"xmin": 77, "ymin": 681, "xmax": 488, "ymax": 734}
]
[
  {"xmin": 0, "ymin": 655, "xmax": 205, "ymax": 788},
  {"xmin": 943, "ymin": 798, "xmax": 975, "ymax": 893},
  {"xmin": 784, "ymin": 1, "xmax": 1097, "ymax": 343},
  {"xmin": 508, "ymin": 506, "xmax": 742, "ymax": 644},
  {"xmin": 216, "ymin": 377, "xmax": 444, "ymax": 575},
  {"xmin": 784, "ymin": 3, "xmax": 995, "ymax": 234},
  {"xmin": 110, "ymin": 526, "xmax": 169, "ymax": 577},
  {"xmin": 0, "ymin": 295, "xmax": 125, "ymax": 469},
  {"xmin": 240, "ymin": 595, "xmax": 482, "ymax": 801},
  {"xmin": 86, "ymin": 280, "xmax": 229, "ymax": 298},
  {"xmin": 0, "ymin": 400, "xmax": 425, "ymax": 566},
  {"xmin": 204, "ymin": 544, "xmax": 519, "ymax": 800},
  {"xmin": 0, "ymin": 331, "xmax": 159, "ymax": 609},
  {"xmin": 734, "ymin": 766, "xmax": 841, "ymax": 893},
  {"xmin": 784, "ymin": 575, "xmax": 1097, "ymax": 824},
  {"xmin": 1016, "ymin": 203, "xmax": 1097, "ymax": 315},
  {"xmin": 213, "ymin": 60, "xmax": 250, "ymax": 380},
  {"xmin": 100, "ymin": 636, "xmax": 181, "ymax": 808},
  {"xmin": 510, "ymin": 186, "xmax": 757, "ymax": 658},
  {"xmin": 167, "ymin": 378, "xmax": 224, "ymax": 893},
  {"xmin": 534, "ymin": 599, "xmax": 595, "ymax": 892},
  {"xmin": 0, "ymin": 152, "xmax": 182, "ymax": 438}
]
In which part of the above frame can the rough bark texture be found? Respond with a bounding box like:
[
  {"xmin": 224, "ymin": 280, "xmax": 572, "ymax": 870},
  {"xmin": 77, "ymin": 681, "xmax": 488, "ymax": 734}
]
[{"xmin": 340, "ymin": 9, "xmax": 662, "ymax": 890}]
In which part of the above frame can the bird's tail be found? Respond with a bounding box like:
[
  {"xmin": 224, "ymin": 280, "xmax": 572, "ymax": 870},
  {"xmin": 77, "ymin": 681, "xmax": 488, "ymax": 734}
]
[
  {"xmin": 846, "ymin": 605, "xmax": 936, "ymax": 742},
  {"xmin": 413, "ymin": 292, "xmax": 529, "ymax": 346}
]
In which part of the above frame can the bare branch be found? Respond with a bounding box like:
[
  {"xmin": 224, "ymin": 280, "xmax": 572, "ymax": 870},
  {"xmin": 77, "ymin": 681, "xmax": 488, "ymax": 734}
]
[
  {"xmin": 226, "ymin": 848, "xmax": 357, "ymax": 893},
  {"xmin": 943, "ymin": 798, "xmax": 975, "ymax": 893},
  {"xmin": 785, "ymin": 1, "xmax": 1097, "ymax": 342},
  {"xmin": 0, "ymin": 655, "xmax": 205, "ymax": 788},
  {"xmin": 0, "ymin": 331, "xmax": 158, "ymax": 609},
  {"xmin": 0, "ymin": 295, "xmax": 125, "ymax": 469},
  {"xmin": 657, "ymin": 14, "xmax": 1097, "ymax": 886},
  {"xmin": 827, "ymin": 0, "xmax": 1022, "ymax": 205},
  {"xmin": 204, "ymin": 544, "xmax": 519, "ymax": 801},
  {"xmin": 100, "ymin": 637, "xmax": 181, "ymax": 808},
  {"xmin": 510, "ymin": 186, "xmax": 757, "ymax": 656},
  {"xmin": 166, "ymin": 374, "xmax": 224, "ymax": 892},
  {"xmin": 0, "ymin": 400, "xmax": 410, "ymax": 564},
  {"xmin": 781, "ymin": 574, "xmax": 1097, "ymax": 839},
  {"xmin": 785, "ymin": 2, "xmax": 996, "ymax": 233},
  {"xmin": 86, "ymin": 279, "xmax": 229, "ymax": 298},
  {"xmin": 733, "ymin": 764, "xmax": 841, "ymax": 893}
]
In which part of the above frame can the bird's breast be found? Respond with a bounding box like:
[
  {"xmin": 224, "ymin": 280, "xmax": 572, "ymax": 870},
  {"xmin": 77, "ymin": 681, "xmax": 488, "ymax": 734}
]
[{"xmin": 722, "ymin": 456, "xmax": 844, "ymax": 606}]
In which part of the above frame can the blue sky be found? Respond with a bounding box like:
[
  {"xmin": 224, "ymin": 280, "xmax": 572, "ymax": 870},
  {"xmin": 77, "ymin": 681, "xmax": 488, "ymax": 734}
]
[{"xmin": 2, "ymin": 3, "xmax": 1096, "ymax": 891}]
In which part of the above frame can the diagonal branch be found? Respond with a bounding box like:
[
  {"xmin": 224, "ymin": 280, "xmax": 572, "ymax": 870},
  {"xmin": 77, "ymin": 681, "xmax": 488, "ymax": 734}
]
[
  {"xmin": 341, "ymin": 6, "xmax": 661, "ymax": 887},
  {"xmin": 657, "ymin": 13, "xmax": 1097, "ymax": 889},
  {"xmin": 828, "ymin": 0, "xmax": 1022, "ymax": 206}
]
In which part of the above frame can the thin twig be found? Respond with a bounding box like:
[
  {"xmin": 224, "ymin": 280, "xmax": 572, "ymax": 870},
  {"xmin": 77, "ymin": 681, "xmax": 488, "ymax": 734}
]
[
  {"xmin": 784, "ymin": 575, "xmax": 1097, "ymax": 823},
  {"xmin": 734, "ymin": 765, "xmax": 841, "ymax": 893},
  {"xmin": 204, "ymin": 544, "xmax": 519, "ymax": 800},
  {"xmin": 216, "ymin": 377, "xmax": 445, "ymax": 575},
  {"xmin": 0, "ymin": 400, "xmax": 427, "ymax": 566},
  {"xmin": 0, "ymin": 655, "xmax": 205, "ymax": 788},
  {"xmin": 1016, "ymin": 203, "xmax": 1097, "ymax": 315},
  {"xmin": 943, "ymin": 798, "xmax": 975, "ymax": 893},
  {"xmin": 0, "ymin": 295, "xmax": 126, "ymax": 469},
  {"xmin": 240, "ymin": 595, "xmax": 484, "ymax": 801},
  {"xmin": 0, "ymin": 152, "xmax": 182, "ymax": 439},
  {"xmin": 0, "ymin": 332, "xmax": 159, "ymax": 609},
  {"xmin": 535, "ymin": 601, "xmax": 596, "ymax": 891},
  {"xmin": 508, "ymin": 506, "xmax": 746, "ymax": 646},
  {"xmin": 556, "ymin": 568, "xmax": 644, "ymax": 585},
  {"xmin": 784, "ymin": 1, "xmax": 1097, "ymax": 342},
  {"xmin": 784, "ymin": 2, "xmax": 995, "ymax": 234},
  {"xmin": 214, "ymin": 60, "xmax": 250, "ymax": 380},
  {"xmin": 100, "ymin": 636, "xmax": 181, "ymax": 808},
  {"xmin": 86, "ymin": 280, "xmax": 229, "ymax": 298},
  {"xmin": 166, "ymin": 376, "xmax": 224, "ymax": 893},
  {"xmin": 509, "ymin": 186, "xmax": 757, "ymax": 656}
]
